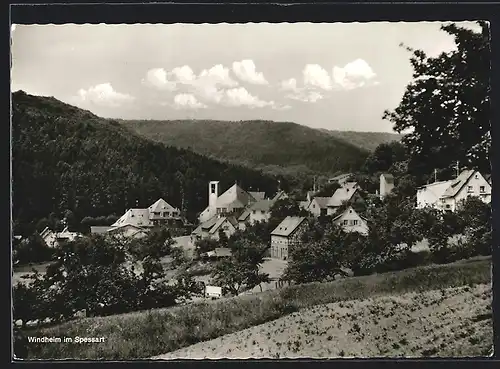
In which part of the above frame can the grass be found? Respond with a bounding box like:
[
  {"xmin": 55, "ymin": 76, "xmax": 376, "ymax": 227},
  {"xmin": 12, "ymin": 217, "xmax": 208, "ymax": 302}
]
[{"xmin": 16, "ymin": 256, "xmax": 491, "ymax": 360}]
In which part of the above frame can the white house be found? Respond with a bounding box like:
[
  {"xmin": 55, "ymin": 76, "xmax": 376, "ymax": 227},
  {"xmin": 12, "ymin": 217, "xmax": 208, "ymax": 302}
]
[
  {"xmin": 379, "ymin": 173, "xmax": 394, "ymax": 199},
  {"xmin": 111, "ymin": 198, "xmax": 182, "ymax": 231},
  {"xmin": 306, "ymin": 197, "xmax": 330, "ymax": 217},
  {"xmin": 416, "ymin": 169, "xmax": 491, "ymax": 212},
  {"xmin": 192, "ymin": 215, "xmax": 238, "ymax": 241},
  {"xmin": 332, "ymin": 206, "xmax": 369, "ymax": 235},
  {"xmin": 205, "ymin": 285, "xmax": 223, "ymax": 299},
  {"xmin": 326, "ymin": 182, "xmax": 364, "ymax": 216},
  {"xmin": 40, "ymin": 226, "xmax": 83, "ymax": 248},
  {"xmin": 270, "ymin": 216, "xmax": 308, "ymax": 260},
  {"xmin": 238, "ymin": 199, "xmax": 275, "ymax": 230}
]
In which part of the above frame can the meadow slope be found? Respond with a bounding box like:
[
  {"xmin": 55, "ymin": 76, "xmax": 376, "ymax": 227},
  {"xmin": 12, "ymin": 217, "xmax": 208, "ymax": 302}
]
[
  {"xmin": 155, "ymin": 283, "xmax": 492, "ymax": 359},
  {"xmin": 16, "ymin": 257, "xmax": 491, "ymax": 360}
]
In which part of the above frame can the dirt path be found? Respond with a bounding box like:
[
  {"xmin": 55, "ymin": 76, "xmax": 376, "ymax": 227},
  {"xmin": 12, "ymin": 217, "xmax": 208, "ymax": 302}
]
[{"xmin": 152, "ymin": 283, "xmax": 492, "ymax": 359}]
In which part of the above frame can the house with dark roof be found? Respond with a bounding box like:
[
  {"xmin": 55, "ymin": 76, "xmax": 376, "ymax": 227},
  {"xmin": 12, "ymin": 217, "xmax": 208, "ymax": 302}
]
[
  {"xmin": 332, "ymin": 206, "xmax": 369, "ymax": 235},
  {"xmin": 192, "ymin": 215, "xmax": 238, "ymax": 242},
  {"xmin": 238, "ymin": 199, "xmax": 275, "ymax": 230},
  {"xmin": 305, "ymin": 196, "xmax": 330, "ymax": 217},
  {"xmin": 326, "ymin": 182, "xmax": 364, "ymax": 216},
  {"xmin": 270, "ymin": 216, "xmax": 307, "ymax": 260},
  {"xmin": 416, "ymin": 169, "xmax": 491, "ymax": 212}
]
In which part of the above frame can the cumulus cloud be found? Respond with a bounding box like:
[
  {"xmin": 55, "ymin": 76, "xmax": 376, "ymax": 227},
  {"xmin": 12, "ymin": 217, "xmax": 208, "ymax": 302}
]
[
  {"xmin": 171, "ymin": 65, "xmax": 197, "ymax": 83},
  {"xmin": 332, "ymin": 59, "xmax": 377, "ymax": 90},
  {"xmin": 173, "ymin": 93, "xmax": 207, "ymax": 109},
  {"xmin": 281, "ymin": 78, "xmax": 300, "ymax": 92},
  {"xmin": 224, "ymin": 87, "xmax": 274, "ymax": 108},
  {"xmin": 303, "ymin": 64, "xmax": 332, "ymax": 90},
  {"xmin": 199, "ymin": 64, "xmax": 238, "ymax": 87},
  {"xmin": 142, "ymin": 68, "xmax": 176, "ymax": 91},
  {"xmin": 77, "ymin": 83, "xmax": 134, "ymax": 107},
  {"xmin": 286, "ymin": 90, "xmax": 324, "ymax": 103},
  {"xmin": 232, "ymin": 59, "xmax": 268, "ymax": 85}
]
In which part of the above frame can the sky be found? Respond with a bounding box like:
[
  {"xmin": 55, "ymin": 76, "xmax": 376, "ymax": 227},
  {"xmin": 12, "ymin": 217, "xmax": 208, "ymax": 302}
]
[{"xmin": 10, "ymin": 21, "xmax": 481, "ymax": 132}]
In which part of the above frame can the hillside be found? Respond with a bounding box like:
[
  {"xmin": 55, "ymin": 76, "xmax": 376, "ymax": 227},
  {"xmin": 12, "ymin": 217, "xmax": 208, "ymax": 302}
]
[
  {"xmin": 156, "ymin": 284, "xmax": 491, "ymax": 359},
  {"xmin": 17, "ymin": 257, "xmax": 491, "ymax": 359},
  {"xmin": 11, "ymin": 92, "xmax": 278, "ymax": 233},
  {"xmin": 119, "ymin": 120, "xmax": 372, "ymax": 176},
  {"xmin": 321, "ymin": 129, "xmax": 403, "ymax": 152}
]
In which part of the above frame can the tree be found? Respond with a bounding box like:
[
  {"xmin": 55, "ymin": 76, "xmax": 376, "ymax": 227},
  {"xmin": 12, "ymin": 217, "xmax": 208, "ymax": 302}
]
[
  {"xmin": 362, "ymin": 141, "xmax": 408, "ymax": 174},
  {"xmin": 383, "ymin": 22, "xmax": 491, "ymax": 176},
  {"xmin": 269, "ymin": 198, "xmax": 302, "ymax": 231},
  {"xmin": 284, "ymin": 222, "xmax": 349, "ymax": 283},
  {"xmin": 211, "ymin": 239, "xmax": 269, "ymax": 295}
]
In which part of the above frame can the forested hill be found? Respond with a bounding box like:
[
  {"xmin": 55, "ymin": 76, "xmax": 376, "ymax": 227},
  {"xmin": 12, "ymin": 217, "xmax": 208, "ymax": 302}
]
[
  {"xmin": 11, "ymin": 92, "xmax": 278, "ymax": 234},
  {"xmin": 319, "ymin": 129, "xmax": 403, "ymax": 152},
  {"xmin": 119, "ymin": 120, "xmax": 373, "ymax": 176}
]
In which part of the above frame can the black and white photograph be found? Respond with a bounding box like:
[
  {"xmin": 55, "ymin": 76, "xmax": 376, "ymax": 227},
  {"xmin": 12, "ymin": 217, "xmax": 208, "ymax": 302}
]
[{"xmin": 11, "ymin": 17, "xmax": 492, "ymax": 360}]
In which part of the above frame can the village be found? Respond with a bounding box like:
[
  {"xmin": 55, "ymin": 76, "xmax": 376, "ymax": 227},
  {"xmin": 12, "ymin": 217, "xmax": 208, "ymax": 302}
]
[{"xmin": 28, "ymin": 166, "xmax": 492, "ymax": 300}]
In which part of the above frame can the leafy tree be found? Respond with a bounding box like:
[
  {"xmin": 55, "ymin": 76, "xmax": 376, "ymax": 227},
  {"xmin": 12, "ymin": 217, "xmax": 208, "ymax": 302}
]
[
  {"xmin": 13, "ymin": 233, "xmax": 53, "ymax": 265},
  {"xmin": 194, "ymin": 238, "xmax": 218, "ymax": 257},
  {"xmin": 362, "ymin": 141, "xmax": 408, "ymax": 174},
  {"xmin": 383, "ymin": 22, "xmax": 491, "ymax": 176}
]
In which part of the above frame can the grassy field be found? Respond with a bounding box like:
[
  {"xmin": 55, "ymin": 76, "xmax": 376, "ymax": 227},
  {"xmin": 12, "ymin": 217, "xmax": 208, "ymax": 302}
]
[
  {"xmin": 156, "ymin": 284, "xmax": 492, "ymax": 359},
  {"xmin": 15, "ymin": 256, "xmax": 491, "ymax": 360}
]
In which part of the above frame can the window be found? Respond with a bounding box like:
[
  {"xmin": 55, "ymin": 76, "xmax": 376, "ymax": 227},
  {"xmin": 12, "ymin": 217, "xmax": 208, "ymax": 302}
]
[
  {"xmin": 353, "ymin": 220, "xmax": 359, "ymax": 226},
  {"xmin": 480, "ymin": 186, "xmax": 485, "ymax": 193},
  {"xmin": 211, "ymin": 183, "xmax": 216, "ymax": 194},
  {"xmin": 343, "ymin": 219, "xmax": 349, "ymax": 226},
  {"xmin": 261, "ymin": 210, "xmax": 265, "ymax": 214},
  {"xmin": 467, "ymin": 185, "xmax": 473, "ymax": 193},
  {"xmin": 253, "ymin": 210, "xmax": 256, "ymax": 214}
]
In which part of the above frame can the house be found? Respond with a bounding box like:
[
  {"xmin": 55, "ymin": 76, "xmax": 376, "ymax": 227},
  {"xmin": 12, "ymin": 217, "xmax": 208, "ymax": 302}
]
[
  {"xmin": 306, "ymin": 197, "xmax": 330, "ymax": 217},
  {"xmin": 198, "ymin": 181, "xmax": 259, "ymax": 224},
  {"xmin": 249, "ymin": 191, "xmax": 266, "ymax": 201},
  {"xmin": 332, "ymin": 206, "xmax": 369, "ymax": 235},
  {"xmin": 148, "ymin": 198, "xmax": 182, "ymax": 226},
  {"xmin": 205, "ymin": 285, "xmax": 223, "ymax": 299},
  {"xmin": 107, "ymin": 224, "xmax": 149, "ymax": 239},
  {"xmin": 271, "ymin": 190, "xmax": 289, "ymax": 202},
  {"xmin": 416, "ymin": 169, "xmax": 491, "ymax": 212},
  {"xmin": 192, "ymin": 216, "xmax": 238, "ymax": 241},
  {"xmin": 270, "ymin": 216, "xmax": 307, "ymax": 260},
  {"xmin": 326, "ymin": 182, "xmax": 364, "ymax": 216},
  {"xmin": 40, "ymin": 226, "xmax": 83, "ymax": 248},
  {"xmin": 206, "ymin": 247, "xmax": 232, "ymax": 259},
  {"xmin": 379, "ymin": 173, "xmax": 394, "ymax": 199},
  {"xmin": 112, "ymin": 208, "xmax": 153, "ymax": 228},
  {"xmin": 328, "ymin": 173, "xmax": 352, "ymax": 186}
]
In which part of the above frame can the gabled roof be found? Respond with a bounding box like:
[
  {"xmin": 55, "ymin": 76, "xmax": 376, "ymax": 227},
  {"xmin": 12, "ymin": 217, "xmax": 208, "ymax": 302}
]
[
  {"xmin": 148, "ymin": 198, "xmax": 179, "ymax": 213},
  {"xmin": 271, "ymin": 191, "xmax": 288, "ymax": 202},
  {"xmin": 112, "ymin": 208, "xmax": 151, "ymax": 227},
  {"xmin": 311, "ymin": 197, "xmax": 330, "ymax": 209},
  {"xmin": 249, "ymin": 199, "xmax": 274, "ymax": 212},
  {"xmin": 417, "ymin": 180, "xmax": 452, "ymax": 200},
  {"xmin": 216, "ymin": 184, "xmax": 256, "ymax": 209},
  {"xmin": 209, "ymin": 216, "xmax": 238, "ymax": 235},
  {"xmin": 248, "ymin": 191, "xmax": 266, "ymax": 201},
  {"xmin": 238, "ymin": 210, "xmax": 250, "ymax": 222},
  {"xmin": 271, "ymin": 216, "xmax": 306, "ymax": 237},
  {"xmin": 328, "ymin": 186, "xmax": 358, "ymax": 207},
  {"xmin": 332, "ymin": 206, "xmax": 368, "ymax": 222},
  {"xmin": 108, "ymin": 223, "xmax": 146, "ymax": 232},
  {"xmin": 441, "ymin": 169, "xmax": 476, "ymax": 198}
]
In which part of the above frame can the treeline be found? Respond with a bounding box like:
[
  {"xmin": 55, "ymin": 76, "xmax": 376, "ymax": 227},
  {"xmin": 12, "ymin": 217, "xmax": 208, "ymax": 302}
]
[
  {"xmin": 12, "ymin": 91, "xmax": 279, "ymax": 236},
  {"xmin": 13, "ymin": 228, "xmax": 200, "ymax": 329}
]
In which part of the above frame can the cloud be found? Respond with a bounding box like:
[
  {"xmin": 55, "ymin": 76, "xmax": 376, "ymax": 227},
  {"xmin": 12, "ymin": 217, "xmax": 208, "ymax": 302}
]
[
  {"xmin": 224, "ymin": 87, "xmax": 274, "ymax": 108},
  {"xmin": 303, "ymin": 64, "xmax": 332, "ymax": 90},
  {"xmin": 332, "ymin": 59, "xmax": 377, "ymax": 90},
  {"xmin": 286, "ymin": 90, "xmax": 324, "ymax": 103},
  {"xmin": 77, "ymin": 83, "xmax": 134, "ymax": 107},
  {"xmin": 281, "ymin": 78, "xmax": 299, "ymax": 92},
  {"xmin": 198, "ymin": 64, "xmax": 238, "ymax": 87},
  {"xmin": 232, "ymin": 59, "xmax": 268, "ymax": 85},
  {"xmin": 173, "ymin": 93, "xmax": 207, "ymax": 109},
  {"xmin": 142, "ymin": 68, "xmax": 176, "ymax": 91},
  {"xmin": 171, "ymin": 65, "xmax": 197, "ymax": 83}
]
